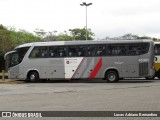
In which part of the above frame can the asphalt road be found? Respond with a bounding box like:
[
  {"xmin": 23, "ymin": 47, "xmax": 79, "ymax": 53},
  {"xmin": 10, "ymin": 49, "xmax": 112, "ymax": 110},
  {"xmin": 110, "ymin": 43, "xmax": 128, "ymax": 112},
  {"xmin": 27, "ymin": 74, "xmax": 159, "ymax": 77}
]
[{"xmin": 0, "ymin": 79, "xmax": 160, "ymax": 120}]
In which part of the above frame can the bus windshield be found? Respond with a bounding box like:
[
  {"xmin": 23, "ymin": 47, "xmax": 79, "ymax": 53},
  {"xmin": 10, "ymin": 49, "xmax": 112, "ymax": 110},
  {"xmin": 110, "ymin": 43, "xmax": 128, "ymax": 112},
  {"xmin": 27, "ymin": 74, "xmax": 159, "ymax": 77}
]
[{"xmin": 6, "ymin": 47, "xmax": 30, "ymax": 68}]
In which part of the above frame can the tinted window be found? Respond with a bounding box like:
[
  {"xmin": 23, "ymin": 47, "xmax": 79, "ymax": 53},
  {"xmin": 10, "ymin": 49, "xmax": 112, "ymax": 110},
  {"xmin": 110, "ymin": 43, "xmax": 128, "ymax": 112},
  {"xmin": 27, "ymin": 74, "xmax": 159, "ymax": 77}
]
[
  {"xmin": 87, "ymin": 45, "xmax": 97, "ymax": 56},
  {"xmin": 68, "ymin": 44, "xmax": 106, "ymax": 57},
  {"xmin": 49, "ymin": 46, "xmax": 58, "ymax": 57},
  {"xmin": 77, "ymin": 45, "xmax": 87, "ymax": 57},
  {"xmin": 97, "ymin": 45, "xmax": 106, "ymax": 56},
  {"xmin": 16, "ymin": 47, "xmax": 30, "ymax": 62},
  {"xmin": 128, "ymin": 43, "xmax": 149, "ymax": 55},
  {"xmin": 9, "ymin": 47, "xmax": 30, "ymax": 67},
  {"xmin": 155, "ymin": 44, "xmax": 160, "ymax": 55},
  {"xmin": 128, "ymin": 44, "xmax": 139, "ymax": 55},
  {"xmin": 29, "ymin": 46, "xmax": 48, "ymax": 58},
  {"xmin": 107, "ymin": 43, "xmax": 149, "ymax": 56},
  {"xmin": 108, "ymin": 44, "xmax": 127, "ymax": 56},
  {"xmin": 10, "ymin": 53, "xmax": 19, "ymax": 67},
  {"xmin": 68, "ymin": 46, "xmax": 77, "ymax": 57},
  {"xmin": 29, "ymin": 42, "xmax": 149, "ymax": 58},
  {"xmin": 49, "ymin": 46, "xmax": 67, "ymax": 57},
  {"xmin": 57, "ymin": 46, "xmax": 66, "ymax": 57}
]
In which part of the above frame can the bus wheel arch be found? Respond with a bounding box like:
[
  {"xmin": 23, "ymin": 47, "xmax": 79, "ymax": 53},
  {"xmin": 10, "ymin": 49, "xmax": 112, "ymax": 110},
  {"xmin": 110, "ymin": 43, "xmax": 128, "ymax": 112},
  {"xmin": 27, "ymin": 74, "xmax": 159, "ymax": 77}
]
[
  {"xmin": 27, "ymin": 70, "xmax": 39, "ymax": 82},
  {"xmin": 104, "ymin": 69, "xmax": 119, "ymax": 83}
]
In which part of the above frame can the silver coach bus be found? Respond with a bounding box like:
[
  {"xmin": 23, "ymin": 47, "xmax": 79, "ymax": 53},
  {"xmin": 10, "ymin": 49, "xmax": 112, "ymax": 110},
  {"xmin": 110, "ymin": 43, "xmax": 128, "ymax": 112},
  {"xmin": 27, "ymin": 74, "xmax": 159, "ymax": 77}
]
[{"xmin": 4, "ymin": 40, "xmax": 155, "ymax": 82}]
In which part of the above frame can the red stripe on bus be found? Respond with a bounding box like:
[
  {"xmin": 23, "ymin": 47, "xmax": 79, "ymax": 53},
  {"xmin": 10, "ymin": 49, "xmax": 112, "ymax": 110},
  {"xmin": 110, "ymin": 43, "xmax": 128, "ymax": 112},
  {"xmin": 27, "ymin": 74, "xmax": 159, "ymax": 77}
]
[{"xmin": 89, "ymin": 57, "xmax": 102, "ymax": 78}]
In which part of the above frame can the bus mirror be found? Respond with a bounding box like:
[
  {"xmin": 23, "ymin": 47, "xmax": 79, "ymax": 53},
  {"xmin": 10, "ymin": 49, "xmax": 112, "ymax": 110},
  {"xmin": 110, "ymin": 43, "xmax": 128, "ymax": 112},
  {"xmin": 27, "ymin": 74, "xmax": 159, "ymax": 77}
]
[{"xmin": 4, "ymin": 51, "xmax": 15, "ymax": 60}]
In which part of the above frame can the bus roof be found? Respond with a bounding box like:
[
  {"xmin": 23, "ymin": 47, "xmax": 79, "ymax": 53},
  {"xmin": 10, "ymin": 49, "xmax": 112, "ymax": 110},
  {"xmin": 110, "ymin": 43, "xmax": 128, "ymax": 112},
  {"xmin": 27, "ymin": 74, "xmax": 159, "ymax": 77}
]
[{"xmin": 15, "ymin": 39, "xmax": 153, "ymax": 49}]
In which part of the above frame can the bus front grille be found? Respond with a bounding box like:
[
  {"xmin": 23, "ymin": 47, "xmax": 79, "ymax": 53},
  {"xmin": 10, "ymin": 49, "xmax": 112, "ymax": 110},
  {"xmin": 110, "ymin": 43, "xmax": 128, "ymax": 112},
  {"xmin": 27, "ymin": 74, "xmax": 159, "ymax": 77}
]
[{"xmin": 139, "ymin": 62, "xmax": 148, "ymax": 76}]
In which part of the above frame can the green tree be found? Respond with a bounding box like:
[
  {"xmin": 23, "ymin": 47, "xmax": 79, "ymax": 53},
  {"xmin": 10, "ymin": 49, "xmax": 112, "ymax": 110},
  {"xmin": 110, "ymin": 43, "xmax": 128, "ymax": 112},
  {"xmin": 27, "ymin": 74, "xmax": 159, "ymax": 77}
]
[
  {"xmin": 43, "ymin": 31, "xmax": 58, "ymax": 41},
  {"xmin": 36, "ymin": 28, "xmax": 95, "ymax": 41},
  {"xmin": 138, "ymin": 36, "xmax": 151, "ymax": 39},
  {"xmin": 0, "ymin": 25, "xmax": 12, "ymax": 53},
  {"xmin": 34, "ymin": 28, "xmax": 46, "ymax": 39},
  {"xmin": 57, "ymin": 31, "xmax": 72, "ymax": 41},
  {"xmin": 0, "ymin": 25, "xmax": 42, "ymax": 71},
  {"xmin": 122, "ymin": 33, "xmax": 139, "ymax": 39},
  {"xmin": 69, "ymin": 28, "xmax": 94, "ymax": 40},
  {"xmin": 0, "ymin": 24, "xmax": 13, "ymax": 70},
  {"xmin": 10, "ymin": 29, "xmax": 42, "ymax": 47}
]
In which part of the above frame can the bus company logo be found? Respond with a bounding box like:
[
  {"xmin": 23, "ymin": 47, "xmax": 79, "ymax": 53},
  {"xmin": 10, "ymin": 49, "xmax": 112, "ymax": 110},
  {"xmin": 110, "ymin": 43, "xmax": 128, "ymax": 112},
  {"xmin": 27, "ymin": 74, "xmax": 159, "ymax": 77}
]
[
  {"xmin": 2, "ymin": 112, "xmax": 11, "ymax": 117},
  {"xmin": 66, "ymin": 61, "xmax": 69, "ymax": 64}
]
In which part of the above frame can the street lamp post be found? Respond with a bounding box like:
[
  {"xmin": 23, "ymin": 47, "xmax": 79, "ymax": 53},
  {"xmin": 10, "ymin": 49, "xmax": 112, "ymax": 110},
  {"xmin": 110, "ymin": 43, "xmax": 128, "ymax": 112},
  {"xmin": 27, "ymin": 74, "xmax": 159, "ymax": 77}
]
[{"xmin": 80, "ymin": 2, "xmax": 92, "ymax": 40}]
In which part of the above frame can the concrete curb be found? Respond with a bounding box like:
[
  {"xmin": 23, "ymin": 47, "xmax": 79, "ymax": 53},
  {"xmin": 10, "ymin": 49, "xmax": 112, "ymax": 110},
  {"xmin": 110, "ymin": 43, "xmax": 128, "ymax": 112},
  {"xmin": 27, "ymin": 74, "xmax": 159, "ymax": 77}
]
[{"xmin": 0, "ymin": 79, "xmax": 24, "ymax": 84}]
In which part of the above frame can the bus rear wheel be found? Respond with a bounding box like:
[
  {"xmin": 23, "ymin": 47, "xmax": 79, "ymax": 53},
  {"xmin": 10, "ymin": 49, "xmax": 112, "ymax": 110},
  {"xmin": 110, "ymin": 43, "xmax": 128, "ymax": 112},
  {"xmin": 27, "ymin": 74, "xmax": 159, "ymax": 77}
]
[
  {"xmin": 105, "ymin": 70, "xmax": 119, "ymax": 83},
  {"xmin": 28, "ymin": 71, "xmax": 39, "ymax": 82}
]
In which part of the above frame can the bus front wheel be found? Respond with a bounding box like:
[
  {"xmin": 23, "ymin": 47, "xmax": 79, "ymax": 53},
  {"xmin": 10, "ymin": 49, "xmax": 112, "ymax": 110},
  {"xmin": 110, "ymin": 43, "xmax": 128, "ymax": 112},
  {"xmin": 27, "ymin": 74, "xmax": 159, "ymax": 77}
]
[
  {"xmin": 105, "ymin": 70, "xmax": 119, "ymax": 83},
  {"xmin": 28, "ymin": 71, "xmax": 39, "ymax": 82}
]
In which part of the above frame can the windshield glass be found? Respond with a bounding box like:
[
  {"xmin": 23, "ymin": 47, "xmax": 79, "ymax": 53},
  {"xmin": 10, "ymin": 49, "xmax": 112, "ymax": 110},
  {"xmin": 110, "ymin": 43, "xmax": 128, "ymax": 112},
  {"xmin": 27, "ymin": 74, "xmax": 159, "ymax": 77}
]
[{"xmin": 7, "ymin": 47, "xmax": 30, "ymax": 68}]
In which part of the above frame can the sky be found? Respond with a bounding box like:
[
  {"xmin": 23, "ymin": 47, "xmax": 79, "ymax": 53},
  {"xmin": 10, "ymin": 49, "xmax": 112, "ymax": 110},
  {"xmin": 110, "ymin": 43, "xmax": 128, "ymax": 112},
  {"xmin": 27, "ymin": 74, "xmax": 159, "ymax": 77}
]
[{"xmin": 0, "ymin": 0, "xmax": 160, "ymax": 39}]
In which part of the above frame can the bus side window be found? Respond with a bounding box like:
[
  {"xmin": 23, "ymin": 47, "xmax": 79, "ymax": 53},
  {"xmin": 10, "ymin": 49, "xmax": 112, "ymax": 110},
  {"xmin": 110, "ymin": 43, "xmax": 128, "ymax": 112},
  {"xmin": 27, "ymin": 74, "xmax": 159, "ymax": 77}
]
[
  {"xmin": 49, "ymin": 47, "xmax": 58, "ymax": 57},
  {"xmin": 128, "ymin": 44, "xmax": 139, "ymax": 55},
  {"xmin": 138, "ymin": 43, "xmax": 149, "ymax": 55},
  {"xmin": 68, "ymin": 46, "xmax": 77, "ymax": 57},
  {"xmin": 155, "ymin": 44, "xmax": 160, "ymax": 55},
  {"xmin": 40, "ymin": 47, "xmax": 48, "ymax": 57},
  {"xmin": 57, "ymin": 47, "xmax": 66, "ymax": 57},
  {"xmin": 118, "ymin": 46, "xmax": 127, "ymax": 55},
  {"xmin": 97, "ymin": 45, "xmax": 106, "ymax": 56},
  {"xmin": 108, "ymin": 45, "xmax": 118, "ymax": 55},
  {"xmin": 87, "ymin": 45, "xmax": 97, "ymax": 56},
  {"xmin": 77, "ymin": 45, "xmax": 86, "ymax": 57},
  {"xmin": 29, "ymin": 47, "xmax": 39, "ymax": 58},
  {"xmin": 29, "ymin": 46, "xmax": 48, "ymax": 58},
  {"xmin": 108, "ymin": 44, "xmax": 126, "ymax": 56},
  {"xmin": 155, "ymin": 45, "xmax": 158, "ymax": 55}
]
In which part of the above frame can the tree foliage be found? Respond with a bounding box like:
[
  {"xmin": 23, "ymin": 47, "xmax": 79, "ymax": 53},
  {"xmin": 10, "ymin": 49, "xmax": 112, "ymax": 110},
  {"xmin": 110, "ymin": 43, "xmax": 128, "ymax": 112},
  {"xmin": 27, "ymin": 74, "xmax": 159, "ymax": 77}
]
[
  {"xmin": 43, "ymin": 28, "xmax": 94, "ymax": 41},
  {"xmin": 0, "ymin": 24, "xmax": 41, "ymax": 55},
  {"xmin": 0, "ymin": 24, "xmax": 95, "ymax": 56},
  {"xmin": 57, "ymin": 33, "xmax": 72, "ymax": 41},
  {"xmin": 69, "ymin": 28, "xmax": 94, "ymax": 40},
  {"xmin": 10, "ymin": 29, "xmax": 41, "ymax": 47},
  {"xmin": 0, "ymin": 25, "xmax": 13, "ymax": 53},
  {"xmin": 43, "ymin": 31, "xmax": 58, "ymax": 41},
  {"xmin": 34, "ymin": 28, "xmax": 46, "ymax": 38},
  {"xmin": 104, "ymin": 33, "xmax": 160, "ymax": 41}
]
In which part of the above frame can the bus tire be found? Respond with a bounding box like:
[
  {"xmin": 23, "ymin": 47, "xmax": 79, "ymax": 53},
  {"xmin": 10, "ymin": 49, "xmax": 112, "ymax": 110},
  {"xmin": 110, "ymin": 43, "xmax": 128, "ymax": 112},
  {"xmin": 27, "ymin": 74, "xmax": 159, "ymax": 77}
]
[
  {"xmin": 28, "ymin": 71, "xmax": 39, "ymax": 82},
  {"xmin": 105, "ymin": 70, "xmax": 119, "ymax": 83}
]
